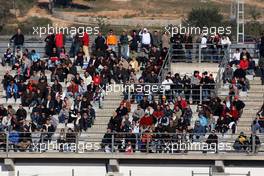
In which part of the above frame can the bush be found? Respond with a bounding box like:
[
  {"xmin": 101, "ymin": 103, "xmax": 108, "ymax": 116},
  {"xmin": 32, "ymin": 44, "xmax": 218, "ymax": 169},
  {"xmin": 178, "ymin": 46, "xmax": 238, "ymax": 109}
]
[
  {"xmin": 16, "ymin": 0, "xmax": 37, "ymax": 16},
  {"xmin": 18, "ymin": 16, "xmax": 53, "ymax": 35},
  {"xmin": 185, "ymin": 6, "xmax": 224, "ymax": 28}
]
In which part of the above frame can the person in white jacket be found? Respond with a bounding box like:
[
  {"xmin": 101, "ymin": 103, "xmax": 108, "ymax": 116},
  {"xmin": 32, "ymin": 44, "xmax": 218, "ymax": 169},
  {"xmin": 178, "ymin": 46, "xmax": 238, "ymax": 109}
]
[{"xmin": 139, "ymin": 28, "xmax": 151, "ymax": 50}]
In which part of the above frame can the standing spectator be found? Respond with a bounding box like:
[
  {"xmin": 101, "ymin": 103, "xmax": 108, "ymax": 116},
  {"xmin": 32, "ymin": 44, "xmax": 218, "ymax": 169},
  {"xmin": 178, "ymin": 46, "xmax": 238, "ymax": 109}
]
[
  {"xmin": 120, "ymin": 31, "xmax": 129, "ymax": 59},
  {"xmin": 106, "ymin": 30, "xmax": 118, "ymax": 52},
  {"xmin": 10, "ymin": 28, "xmax": 24, "ymax": 56},
  {"xmin": 161, "ymin": 31, "xmax": 170, "ymax": 49},
  {"xmin": 139, "ymin": 28, "xmax": 151, "ymax": 50},
  {"xmin": 152, "ymin": 31, "xmax": 161, "ymax": 48},
  {"xmin": 130, "ymin": 30, "xmax": 140, "ymax": 53},
  {"xmin": 94, "ymin": 32, "xmax": 106, "ymax": 51},
  {"xmin": 82, "ymin": 31, "xmax": 90, "ymax": 61},
  {"xmin": 44, "ymin": 31, "xmax": 55, "ymax": 57},
  {"xmin": 55, "ymin": 30, "xmax": 65, "ymax": 54},
  {"xmin": 71, "ymin": 33, "xmax": 82, "ymax": 57},
  {"xmin": 200, "ymin": 35, "xmax": 207, "ymax": 61},
  {"xmin": 183, "ymin": 33, "xmax": 193, "ymax": 62}
]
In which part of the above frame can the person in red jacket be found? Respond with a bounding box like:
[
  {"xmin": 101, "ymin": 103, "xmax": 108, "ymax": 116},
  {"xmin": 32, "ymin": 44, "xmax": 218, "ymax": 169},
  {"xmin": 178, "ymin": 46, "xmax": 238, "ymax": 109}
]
[
  {"xmin": 67, "ymin": 80, "xmax": 79, "ymax": 97},
  {"xmin": 140, "ymin": 114, "xmax": 153, "ymax": 127},
  {"xmin": 152, "ymin": 105, "xmax": 164, "ymax": 120},
  {"xmin": 55, "ymin": 31, "xmax": 64, "ymax": 53},
  {"xmin": 82, "ymin": 32, "xmax": 90, "ymax": 61},
  {"xmin": 93, "ymin": 73, "xmax": 101, "ymax": 86},
  {"xmin": 239, "ymin": 56, "xmax": 249, "ymax": 70},
  {"xmin": 227, "ymin": 106, "xmax": 239, "ymax": 122}
]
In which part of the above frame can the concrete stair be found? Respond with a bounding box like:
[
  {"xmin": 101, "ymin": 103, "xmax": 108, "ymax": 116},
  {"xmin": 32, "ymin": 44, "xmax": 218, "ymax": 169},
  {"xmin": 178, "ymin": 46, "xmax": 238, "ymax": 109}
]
[{"xmin": 236, "ymin": 78, "xmax": 264, "ymax": 133}]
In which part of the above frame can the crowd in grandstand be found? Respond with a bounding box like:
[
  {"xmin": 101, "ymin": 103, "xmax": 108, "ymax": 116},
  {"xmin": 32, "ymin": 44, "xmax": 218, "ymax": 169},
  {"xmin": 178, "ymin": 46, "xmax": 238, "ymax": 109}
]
[{"xmin": 0, "ymin": 28, "xmax": 263, "ymax": 153}]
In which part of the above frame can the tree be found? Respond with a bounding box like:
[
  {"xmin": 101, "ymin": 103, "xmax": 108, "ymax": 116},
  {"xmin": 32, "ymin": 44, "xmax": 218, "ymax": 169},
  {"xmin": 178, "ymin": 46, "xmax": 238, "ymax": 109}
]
[
  {"xmin": 249, "ymin": 6, "xmax": 261, "ymax": 21},
  {"xmin": 184, "ymin": 6, "xmax": 223, "ymax": 28},
  {"xmin": 245, "ymin": 6, "xmax": 263, "ymax": 38},
  {"xmin": 0, "ymin": 1, "xmax": 12, "ymax": 32}
]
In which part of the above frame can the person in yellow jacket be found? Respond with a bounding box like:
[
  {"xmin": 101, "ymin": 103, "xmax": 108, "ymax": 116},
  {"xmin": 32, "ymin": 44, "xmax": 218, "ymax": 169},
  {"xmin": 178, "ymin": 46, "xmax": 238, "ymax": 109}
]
[
  {"xmin": 106, "ymin": 29, "xmax": 118, "ymax": 52},
  {"xmin": 129, "ymin": 57, "xmax": 140, "ymax": 72}
]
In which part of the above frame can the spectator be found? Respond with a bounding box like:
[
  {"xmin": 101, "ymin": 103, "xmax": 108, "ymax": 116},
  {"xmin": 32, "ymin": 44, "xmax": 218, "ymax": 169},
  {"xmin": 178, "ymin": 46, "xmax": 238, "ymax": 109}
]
[
  {"xmin": 6, "ymin": 80, "xmax": 19, "ymax": 102},
  {"xmin": 82, "ymin": 31, "xmax": 90, "ymax": 61},
  {"xmin": 10, "ymin": 28, "xmax": 24, "ymax": 57},
  {"xmin": 106, "ymin": 29, "xmax": 118, "ymax": 52},
  {"xmin": 183, "ymin": 33, "xmax": 193, "ymax": 62},
  {"xmin": 233, "ymin": 132, "xmax": 249, "ymax": 152},
  {"xmin": 119, "ymin": 31, "xmax": 129, "ymax": 59},
  {"xmin": 161, "ymin": 31, "xmax": 170, "ymax": 49},
  {"xmin": 55, "ymin": 30, "xmax": 65, "ymax": 54},
  {"xmin": 139, "ymin": 28, "xmax": 151, "ymax": 50},
  {"xmin": 2, "ymin": 48, "xmax": 13, "ymax": 66}
]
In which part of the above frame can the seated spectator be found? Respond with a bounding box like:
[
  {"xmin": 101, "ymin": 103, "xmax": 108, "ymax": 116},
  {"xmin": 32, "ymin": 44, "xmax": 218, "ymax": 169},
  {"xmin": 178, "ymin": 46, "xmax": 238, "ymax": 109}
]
[
  {"xmin": 233, "ymin": 132, "xmax": 250, "ymax": 152},
  {"xmin": 6, "ymin": 80, "xmax": 19, "ymax": 102},
  {"xmin": 205, "ymin": 130, "xmax": 218, "ymax": 153},
  {"xmin": 8, "ymin": 129, "xmax": 20, "ymax": 151},
  {"xmin": 247, "ymin": 57, "xmax": 256, "ymax": 75},
  {"xmin": 2, "ymin": 48, "xmax": 13, "ymax": 66},
  {"xmin": 132, "ymin": 105, "xmax": 145, "ymax": 122},
  {"xmin": 239, "ymin": 56, "xmax": 249, "ymax": 71},
  {"xmin": 30, "ymin": 49, "xmax": 40, "ymax": 63},
  {"xmin": 230, "ymin": 48, "xmax": 240, "ymax": 66}
]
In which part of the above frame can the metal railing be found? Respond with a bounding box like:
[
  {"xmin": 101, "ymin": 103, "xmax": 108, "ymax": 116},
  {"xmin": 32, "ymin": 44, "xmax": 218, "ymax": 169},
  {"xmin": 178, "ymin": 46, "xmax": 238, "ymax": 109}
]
[
  {"xmin": 157, "ymin": 47, "xmax": 172, "ymax": 82},
  {"xmin": 123, "ymin": 83, "xmax": 217, "ymax": 104},
  {"xmin": 215, "ymin": 46, "xmax": 231, "ymax": 94},
  {"xmin": 0, "ymin": 131, "xmax": 263, "ymax": 154}
]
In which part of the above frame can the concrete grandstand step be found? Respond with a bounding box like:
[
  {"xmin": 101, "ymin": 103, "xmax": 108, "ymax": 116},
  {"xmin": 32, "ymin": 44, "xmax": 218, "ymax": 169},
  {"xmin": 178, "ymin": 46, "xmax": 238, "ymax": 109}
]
[
  {"xmin": 244, "ymin": 101, "xmax": 264, "ymax": 106},
  {"xmin": 236, "ymin": 126, "xmax": 251, "ymax": 133}
]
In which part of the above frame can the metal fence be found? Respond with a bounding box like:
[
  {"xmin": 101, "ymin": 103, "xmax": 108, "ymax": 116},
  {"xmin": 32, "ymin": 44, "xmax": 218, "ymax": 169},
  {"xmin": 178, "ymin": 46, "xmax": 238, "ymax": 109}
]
[
  {"xmin": 169, "ymin": 43, "xmax": 259, "ymax": 63},
  {"xmin": 0, "ymin": 131, "xmax": 263, "ymax": 154},
  {"xmin": 123, "ymin": 83, "xmax": 217, "ymax": 104}
]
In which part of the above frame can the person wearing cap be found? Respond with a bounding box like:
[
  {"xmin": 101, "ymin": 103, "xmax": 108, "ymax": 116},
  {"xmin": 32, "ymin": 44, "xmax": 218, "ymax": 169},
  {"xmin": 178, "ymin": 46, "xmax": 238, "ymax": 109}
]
[
  {"xmin": 233, "ymin": 132, "xmax": 249, "ymax": 151},
  {"xmin": 239, "ymin": 55, "xmax": 249, "ymax": 70},
  {"xmin": 139, "ymin": 28, "xmax": 151, "ymax": 50}
]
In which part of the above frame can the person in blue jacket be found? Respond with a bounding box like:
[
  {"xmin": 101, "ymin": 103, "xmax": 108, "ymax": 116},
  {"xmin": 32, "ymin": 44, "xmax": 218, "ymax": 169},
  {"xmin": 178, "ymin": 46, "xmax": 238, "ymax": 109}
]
[{"xmin": 6, "ymin": 80, "xmax": 18, "ymax": 102}]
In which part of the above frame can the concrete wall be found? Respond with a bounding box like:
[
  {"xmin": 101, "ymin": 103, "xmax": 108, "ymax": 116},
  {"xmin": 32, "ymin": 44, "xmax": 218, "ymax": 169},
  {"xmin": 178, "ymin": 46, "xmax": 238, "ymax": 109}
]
[{"xmin": 0, "ymin": 163, "xmax": 262, "ymax": 176}]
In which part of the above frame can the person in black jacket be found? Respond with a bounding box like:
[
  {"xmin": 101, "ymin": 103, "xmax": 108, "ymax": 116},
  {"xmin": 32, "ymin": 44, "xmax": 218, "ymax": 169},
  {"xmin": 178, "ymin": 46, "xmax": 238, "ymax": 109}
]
[
  {"xmin": 95, "ymin": 32, "xmax": 106, "ymax": 51},
  {"xmin": 206, "ymin": 130, "xmax": 218, "ymax": 153},
  {"xmin": 10, "ymin": 28, "xmax": 24, "ymax": 54}
]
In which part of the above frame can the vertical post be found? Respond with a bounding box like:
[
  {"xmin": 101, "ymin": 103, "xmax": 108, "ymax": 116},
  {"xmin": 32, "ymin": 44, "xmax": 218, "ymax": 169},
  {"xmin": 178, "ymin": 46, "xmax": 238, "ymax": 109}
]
[
  {"xmin": 191, "ymin": 171, "xmax": 194, "ymax": 176},
  {"xmin": 146, "ymin": 139, "xmax": 149, "ymax": 153},
  {"xmin": 252, "ymin": 133, "xmax": 256, "ymax": 154},
  {"xmin": 199, "ymin": 85, "xmax": 203, "ymax": 104},
  {"xmin": 198, "ymin": 44, "xmax": 202, "ymax": 63},
  {"xmin": 6, "ymin": 132, "xmax": 9, "ymax": 154},
  {"xmin": 129, "ymin": 170, "xmax": 132, "ymax": 176},
  {"xmin": 135, "ymin": 134, "xmax": 138, "ymax": 151},
  {"xmin": 111, "ymin": 134, "xmax": 114, "ymax": 153},
  {"xmin": 128, "ymin": 85, "xmax": 131, "ymax": 102},
  {"xmin": 17, "ymin": 171, "xmax": 19, "ymax": 176},
  {"xmin": 75, "ymin": 132, "xmax": 79, "ymax": 153},
  {"xmin": 72, "ymin": 169, "xmax": 74, "ymax": 176}
]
